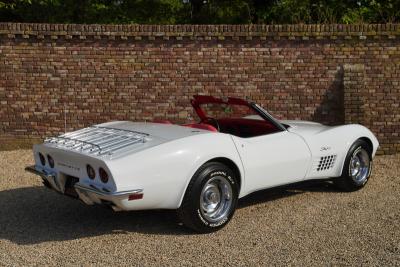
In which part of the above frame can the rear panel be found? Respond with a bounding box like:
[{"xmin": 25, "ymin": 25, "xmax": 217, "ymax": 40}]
[{"xmin": 33, "ymin": 144, "xmax": 117, "ymax": 193}]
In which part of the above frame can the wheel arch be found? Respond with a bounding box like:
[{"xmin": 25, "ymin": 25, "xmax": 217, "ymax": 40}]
[
  {"xmin": 204, "ymin": 157, "xmax": 242, "ymax": 191},
  {"xmin": 358, "ymin": 137, "xmax": 373, "ymax": 156},
  {"xmin": 339, "ymin": 137, "xmax": 374, "ymax": 176},
  {"xmin": 177, "ymin": 156, "xmax": 243, "ymax": 208}
]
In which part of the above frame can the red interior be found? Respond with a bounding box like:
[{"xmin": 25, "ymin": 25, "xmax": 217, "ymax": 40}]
[
  {"xmin": 182, "ymin": 118, "xmax": 279, "ymax": 136},
  {"xmin": 217, "ymin": 118, "xmax": 279, "ymax": 137},
  {"xmin": 153, "ymin": 96, "xmax": 281, "ymax": 136}
]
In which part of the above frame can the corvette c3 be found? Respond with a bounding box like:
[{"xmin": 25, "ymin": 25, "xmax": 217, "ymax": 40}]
[{"xmin": 26, "ymin": 95, "xmax": 379, "ymax": 233}]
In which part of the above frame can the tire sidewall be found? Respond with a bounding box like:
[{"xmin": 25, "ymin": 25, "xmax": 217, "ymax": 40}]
[
  {"xmin": 343, "ymin": 141, "xmax": 372, "ymax": 188},
  {"xmin": 188, "ymin": 163, "xmax": 238, "ymax": 231}
]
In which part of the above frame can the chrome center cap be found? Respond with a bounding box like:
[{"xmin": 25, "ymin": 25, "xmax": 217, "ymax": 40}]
[
  {"xmin": 206, "ymin": 190, "xmax": 220, "ymax": 204},
  {"xmin": 351, "ymin": 157, "xmax": 361, "ymax": 176},
  {"xmin": 199, "ymin": 176, "xmax": 234, "ymax": 223}
]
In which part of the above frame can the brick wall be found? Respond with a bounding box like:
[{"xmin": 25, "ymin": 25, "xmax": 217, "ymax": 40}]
[{"xmin": 0, "ymin": 23, "xmax": 399, "ymax": 154}]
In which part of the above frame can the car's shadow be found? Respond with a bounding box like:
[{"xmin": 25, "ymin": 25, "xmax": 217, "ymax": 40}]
[{"xmin": 0, "ymin": 180, "xmax": 338, "ymax": 244}]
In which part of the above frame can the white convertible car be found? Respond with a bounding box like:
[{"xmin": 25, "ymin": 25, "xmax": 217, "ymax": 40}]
[{"xmin": 26, "ymin": 95, "xmax": 379, "ymax": 232}]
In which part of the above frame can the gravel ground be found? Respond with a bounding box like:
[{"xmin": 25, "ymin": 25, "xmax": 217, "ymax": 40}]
[{"xmin": 0, "ymin": 150, "xmax": 399, "ymax": 266}]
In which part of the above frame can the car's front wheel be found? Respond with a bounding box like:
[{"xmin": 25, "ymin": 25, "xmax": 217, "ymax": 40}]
[
  {"xmin": 335, "ymin": 139, "xmax": 372, "ymax": 191},
  {"xmin": 178, "ymin": 162, "xmax": 239, "ymax": 233}
]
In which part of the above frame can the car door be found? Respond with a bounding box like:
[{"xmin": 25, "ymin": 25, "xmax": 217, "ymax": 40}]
[{"xmin": 231, "ymin": 130, "xmax": 311, "ymax": 195}]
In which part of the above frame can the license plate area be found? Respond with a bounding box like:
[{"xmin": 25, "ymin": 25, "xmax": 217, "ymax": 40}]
[{"xmin": 64, "ymin": 175, "xmax": 80, "ymax": 198}]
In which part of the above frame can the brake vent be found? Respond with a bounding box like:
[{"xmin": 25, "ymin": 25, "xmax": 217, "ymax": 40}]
[{"xmin": 317, "ymin": 155, "xmax": 337, "ymax": 171}]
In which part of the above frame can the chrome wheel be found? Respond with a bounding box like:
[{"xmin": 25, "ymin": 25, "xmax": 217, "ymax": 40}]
[
  {"xmin": 349, "ymin": 148, "xmax": 370, "ymax": 183},
  {"xmin": 200, "ymin": 176, "xmax": 232, "ymax": 223}
]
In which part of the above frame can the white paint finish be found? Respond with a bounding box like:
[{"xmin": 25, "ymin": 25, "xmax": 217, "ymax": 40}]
[
  {"xmin": 99, "ymin": 121, "xmax": 212, "ymax": 141},
  {"xmin": 285, "ymin": 122, "xmax": 379, "ymax": 178},
  {"xmin": 104, "ymin": 132, "xmax": 244, "ymax": 209},
  {"xmin": 232, "ymin": 131, "xmax": 311, "ymax": 196},
  {"xmin": 282, "ymin": 120, "xmax": 330, "ymax": 135},
  {"xmin": 30, "ymin": 119, "xmax": 379, "ymax": 211},
  {"xmin": 33, "ymin": 144, "xmax": 118, "ymax": 192}
]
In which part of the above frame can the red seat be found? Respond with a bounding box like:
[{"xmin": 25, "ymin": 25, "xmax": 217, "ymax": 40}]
[{"xmin": 183, "ymin": 123, "xmax": 218, "ymax": 132}]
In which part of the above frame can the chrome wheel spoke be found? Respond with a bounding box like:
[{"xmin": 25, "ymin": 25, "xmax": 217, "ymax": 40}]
[
  {"xmin": 199, "ymin": 176, "xmax": 233, "ymax": 223},
  {"xmin": 349, "ymin": 149, "xmax": 370, "ymax": 183}
]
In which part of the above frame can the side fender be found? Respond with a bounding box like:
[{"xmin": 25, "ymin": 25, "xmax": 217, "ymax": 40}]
[
  {"xmin": 106, "ymin": 133, "xmax": 244, "ymax": 210},
  {"xmin": 303, "ymin": 124, "xmax": 379, "ymax": 179},
  {"xmin": 335, "ymin": 124, "xmax": 379, "ymax": 174}
]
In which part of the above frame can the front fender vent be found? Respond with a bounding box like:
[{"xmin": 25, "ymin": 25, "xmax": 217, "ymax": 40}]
[{"xmin": 317, "ymin": 155, "xmax": 337, "ymax": 171}]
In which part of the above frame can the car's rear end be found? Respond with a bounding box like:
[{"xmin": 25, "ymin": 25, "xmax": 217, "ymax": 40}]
[
  {"xmin": 25, "ymin": 121, "xmax": 225, "ymax": 211},
  {"xmin": 26, "ymin": 124, "xmax": 158, "ymax": 211}
]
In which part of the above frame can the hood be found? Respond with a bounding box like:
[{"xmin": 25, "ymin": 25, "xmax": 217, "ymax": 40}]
[{"xmin": 281, "ymin": 120, "xmax": 331, "ymax": 136}]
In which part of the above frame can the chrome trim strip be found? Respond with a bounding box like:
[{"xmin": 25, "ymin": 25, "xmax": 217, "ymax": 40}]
[
  {"xmin": 25, "ymin": 165, "xmax": 143, "ymax": 198},
  {"xmin": 74, "ymin": 183, "xmax": 143, "ymax": 197},
  {"xmin": 96, "ymin": 126, "xmax": 149, "ymax": 136},
  {"xmin": 25, "ymin": 165, "xmax": 61, "ymax": 191},
  {"xmin": 46, "ymin": 136, "xmax": 102, "ymax": 152},
  {"xmin": 251, "ymin": 103, "xmax": 287, "ymax": 132}
]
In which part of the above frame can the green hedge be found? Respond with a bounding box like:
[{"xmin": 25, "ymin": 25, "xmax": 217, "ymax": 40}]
[{"xmin": 0, "ymin": 0, "xmax": 399, "ymax": 24}]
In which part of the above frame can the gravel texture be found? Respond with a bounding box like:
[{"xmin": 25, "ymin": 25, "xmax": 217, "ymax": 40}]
[{"xmin": 0, "ymin": 150, "xmax": 399, "ymax": 266}]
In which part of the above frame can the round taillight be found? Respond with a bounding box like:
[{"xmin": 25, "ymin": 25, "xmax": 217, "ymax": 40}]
[
  {"xmin": 99, "ymin": 168, "xmax": 109, "ymax": 183},
  {"xmin": 47, "ymin": 155, "xmax": 55, "ymax": 168},
  {"xmin": 86, "ymin": 165, "xmax": 96, "ymax": 180},
  {"xmin": 38, "ymin": 153, "xmax": 46, "ymax": 166}
]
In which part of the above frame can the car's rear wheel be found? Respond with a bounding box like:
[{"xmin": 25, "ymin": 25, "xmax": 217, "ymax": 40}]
[
  {"xmin": 334, "ymin": 139, "xmax": 372, "ymax": 191},
  {"xmin": 178, "ymin": 162, "xmax": 238, "ymax": 233}
]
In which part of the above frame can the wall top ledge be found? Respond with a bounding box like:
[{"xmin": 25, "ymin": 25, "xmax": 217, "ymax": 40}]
[{"xmin": 0, "ymin": 23, "xmax": 399, "ymax": 40}]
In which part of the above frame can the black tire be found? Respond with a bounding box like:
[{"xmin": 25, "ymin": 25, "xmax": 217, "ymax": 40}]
[
  {"xmin": 334, "ymin": 139, "xmax": 372, "ymax": 192},
  {"xmin": 178, "ymin": 162, "xmax": 239, "ymax": 233}
]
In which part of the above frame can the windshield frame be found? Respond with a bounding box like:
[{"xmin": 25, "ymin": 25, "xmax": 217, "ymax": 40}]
[{"xmin": 250, "ymin": 103, "xmax": 287, "ymax": 132}]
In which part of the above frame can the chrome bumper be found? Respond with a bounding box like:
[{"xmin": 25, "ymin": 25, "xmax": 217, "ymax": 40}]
[
  {"xmin": 25, "ymin": 165, "xmax": 53, "ymax": 179},
  {"xmin": 25, "ymin": 165, "xmax": 143, "ymax": 211},
  {"xmin": 25, "ymin": 165, "xmax": 61, "ymax": 191},
  {"xmin": 74, "ymin": 183, "xmax": 142, "ymax": 197}
]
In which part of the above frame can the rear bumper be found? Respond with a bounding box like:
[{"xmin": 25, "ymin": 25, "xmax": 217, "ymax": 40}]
[
  {"xmin": 25, "ymin": 165, "xmax": 143, "ymax": 211},
  {"xmin": 25, "ymin": 165, "xmax": 61, "ymax": 191},
  {"xmin": 74, "ymin": 183, "xmax": 143, "ymax": 211}
]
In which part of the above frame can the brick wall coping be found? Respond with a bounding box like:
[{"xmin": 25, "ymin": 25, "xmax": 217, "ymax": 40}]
[{"xmin": 1, "ymin": 23, "xmax": 399, "ymax": 40}]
